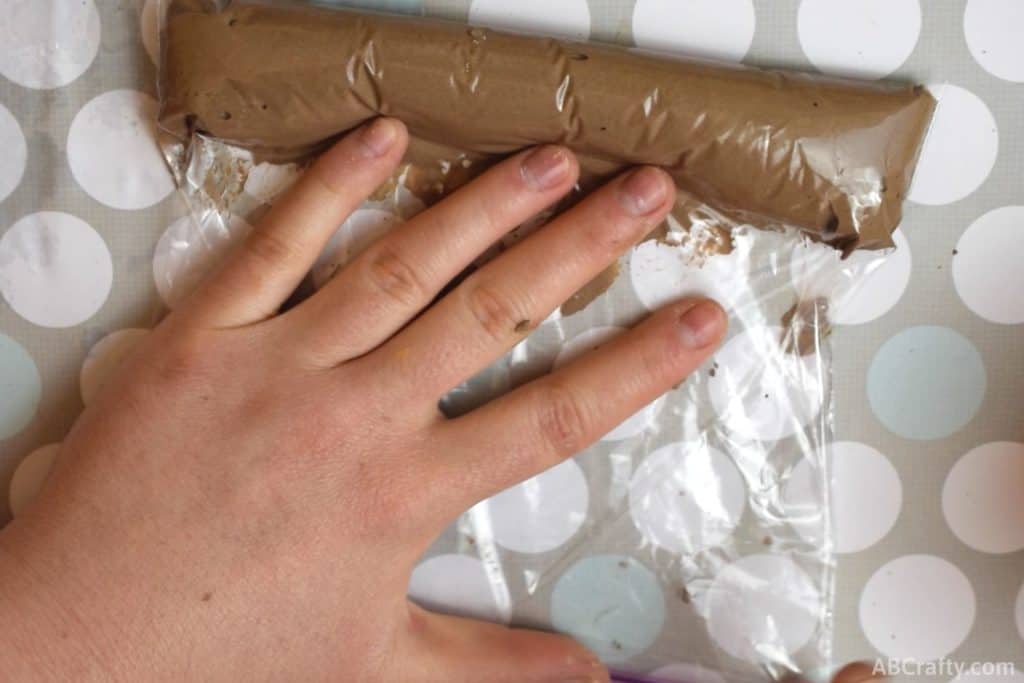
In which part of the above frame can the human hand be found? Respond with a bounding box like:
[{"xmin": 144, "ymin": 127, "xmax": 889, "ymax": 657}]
[{"xmin": 0, "ymin": 118, "xmax": 726, "ymax": 682}]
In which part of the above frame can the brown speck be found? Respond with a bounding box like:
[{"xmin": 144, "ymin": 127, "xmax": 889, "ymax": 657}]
[
  {"xmin": 220, "ymin": 111, "xmax": 232, "ymax": 121},
  {"xmin": 260, "ymin": 103, "xmax": 268, "ymax": 111},
  {"xmin": 781, "ymin": 299, "xmax": 831, "ymax": 357},
  {"xmin": 465, "ymin": 535, "xmax": 476, "ymax": 546},
  {"xmin": 561, "ymin": 262, "xmax": 619, "ymax": 316},
  {"xmin": 677, "ymin": 586, "xmax": 691, "ymax": 604},
  {"xmin": 570, "ymin": 53, "xmax": 589, "ymax": 61},
  {"xmin": 201, "ymin": 592, "xmax": 213, "ymax": 602},
  {"xmin": 514, "ymin": 319, "xmax": 531, "ymax": 334},
  {"xmin": 762, "ymin": 536, "xmax": 773, "ymax": 546},
  {"xmin": 709, "ymin": 367, "xmax": 716, "ymax": 378},
  {"xmin": 812, "ymin": 101, "xmax": 820, "ymax": 108},
  {"xmin": 227, "ymin": 18, "xmax": 237, "ymax": 27}
]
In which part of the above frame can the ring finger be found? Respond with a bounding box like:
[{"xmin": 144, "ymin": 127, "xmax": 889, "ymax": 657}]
[{"xmin": 355, "ymin": 166, "xmax": 676, "ymax": 403}]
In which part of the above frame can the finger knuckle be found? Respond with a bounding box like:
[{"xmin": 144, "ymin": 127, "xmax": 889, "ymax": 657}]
[
  {"xmin": 471, "ymin": 193, "xmax": 509, "ymax": 236},
  {"xmin": 363, "ymin": 245, "xmax": 425, "ymax": 309},
  {"xmin": 308, "ymin": 165, "xmax": 347, "ymax": 199},
  {"xmin": 533, "ymin": 382, "xmax": 590, "ymax": 458},
  {"xmin": 245, "ymin": 228, "xmax": 296, "ymax": 269},
  {"xmin": 464, "ymin": 280, "xmax": 531, "ymax": 343},
  {"xmin": 149, "ymin": 329, "xmax": 217, "ymax": 393}
]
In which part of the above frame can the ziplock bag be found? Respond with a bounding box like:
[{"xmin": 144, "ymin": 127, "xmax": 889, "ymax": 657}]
[{"xmin": 153, "ymin": 1, "xmax": 935, "ymax": 680}]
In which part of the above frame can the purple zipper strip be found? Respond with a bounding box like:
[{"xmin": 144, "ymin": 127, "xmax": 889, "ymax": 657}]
[{"xmin": 610, "ymin": 672, "xmax": 660, "ymax": 683}]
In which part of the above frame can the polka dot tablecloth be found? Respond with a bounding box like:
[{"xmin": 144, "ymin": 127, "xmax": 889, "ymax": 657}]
[{"xmin": 1, "ymin": 0, "xmax": 1022, "ymax": 680}]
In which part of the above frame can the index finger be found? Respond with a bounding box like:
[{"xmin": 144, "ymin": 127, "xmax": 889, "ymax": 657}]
[{"xmin": 181, "ymin": 118, "xmax": 408, "ymax": 328}]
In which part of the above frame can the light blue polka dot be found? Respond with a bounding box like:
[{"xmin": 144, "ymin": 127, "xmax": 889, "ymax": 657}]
[
  {"xmin": 0, "ymin": 333, "xmax": 41, "ymax": 439},
  {"xmin": 314, "ymin": 0, "xmax": 423, "ymax": 15},
  {"xmin": 868, "ymin": 326, "xmax": 986, "ymax": 441},
  {"xmin": 550, "ymin": 555, "xmax": 665, "ymax": 663}
]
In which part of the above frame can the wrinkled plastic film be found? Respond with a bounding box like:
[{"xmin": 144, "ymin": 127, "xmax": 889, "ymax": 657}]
[
  {"xmin": 156, "ymin": 129, "xmax": 865, "ymax": 682},
  {"xmin": 152, "ymin": 2, "xmax": 930, "ymax": 681},
  {"xmin": 158, "ymin": 0, "xmax": 934, "ymax": 253},
  {"xmin": 157, "ymin": 132, "xmax": 856, "ymax": 679}
]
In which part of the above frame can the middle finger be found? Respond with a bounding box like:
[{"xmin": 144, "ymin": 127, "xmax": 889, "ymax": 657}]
[
  {"xmin": 283, "ymin": 145, "xmax": 578, "ymax": 366},
  {"xmin": 356, "ymin": 166, "xmax": 675, "ymax": 402}
]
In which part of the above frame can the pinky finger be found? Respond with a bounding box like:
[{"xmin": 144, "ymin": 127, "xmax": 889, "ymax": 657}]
[{"xmin": 428, "ymin": 299, "xmax": 727, "ymax": 516}]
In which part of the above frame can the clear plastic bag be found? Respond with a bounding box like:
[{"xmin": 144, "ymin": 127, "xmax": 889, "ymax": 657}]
[{"xmin": 153, "ymin": 2, "xmax": 933, "ymax": 680}]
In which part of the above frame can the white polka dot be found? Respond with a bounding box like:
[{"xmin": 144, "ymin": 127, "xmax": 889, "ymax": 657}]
[
  {"xmin": 312, "ymin": 209, "xmax": 402, "ymax": 289},
  {"xmin": 468, "ymin": 0, "xmax": 591, "ymax": 41},
  {"xmin": 0, "ymin": 334, "xmax": 41, "ymax": 440},
  {"xmin": 245, "ymin": 162, "xmax": 303, "ymax": 205},
  {"xmin": 790, "ymin": 229, "xmax": 912, "ymax": 326},
  {"xmin": 952, "ymin": 671, "xmax": 1024, "ymax": 683},
  {"xmin": 550, "ymin": 555, "xmax": 665, "ymax": 662},
  {"xmin": 629, "ymin": 230, "xmax": 753, "ymax": 313},
  {"xmin": 554, "ymin": 327, "xmax": 664, "ymax": 441},
  {"xmin": 784, "ymin": 442, "xmax": 901, "ymax": 554},
  {"xmin": 140, "ymin": 0, "xmax": 160, "ymax": 66},
  {"xmin": 1016, "ymin": 583, "xmax": 1024, "ymax": 642},
  {"xmin": 797, "ymin": 0, "xmax": 921, "ymax": 79},
  {"xmin": 650, "ymin": 663, "xmax": 727, "ymax": 683},
  {"xmin": 943, "ymin": 442, "xmax": 1024, "ymax": 554},
  {"xmin": 868, "ymin": 326, "xmax": 986, "ymax": 441},
  {"xmin": 629, "ymin": 441, "xmax": 746, "ymax": 555},
  {"xmin": 153, "ymin": 213, "xmax": 252, "ymax": 309},
  {"xmin": 0, "ymin": 0, "xmax": 101, "ymax": 90},
  {"xmin": 708, "ymin": 326, "xmax": 825, "ymax": 442},
  {"xmin": 9, "ymin": 443, "xmax": 60, "ymax": 517},
  {"xmin": 908, "ymin": 84, "xmax": 998, "ymax": 206},
  {"xmin": 964, "ymin": 0, "xmax": 1024, "ymax": 83},
  {"xmin": 68, "ymin": 90, "xmax": 176, "ymax": 210},
  {"xmin": 474, "ymin": 458, "xmax": 589, "ymax": 554},
  {"xmin": 0, "ymin": 103, "xmax": 27, "ymax": 204},
  {"xmin": 632, "ymin": 0, "xmax": 755, "ymax": 62},
  {"xmin": 0, "ymin": 211, "xmax": 113, "ymax": 328},
  {"xmin": 706, "ymin": 554, "xmax": 821, "ymax": 663},
  {"xmin": 954, "ymin": 206, "xmax": 1024, "ymax": 324},
  {"xmin": 80, "ymin": 329, "xmax": 149, "ymax": 406},
  {"xmin": 859, "ymin": 555, "xmax": 975, "ymax": 661},
  {"xmin": 408, "ymin": 554, "xmax": 510, "ymax": 624}
]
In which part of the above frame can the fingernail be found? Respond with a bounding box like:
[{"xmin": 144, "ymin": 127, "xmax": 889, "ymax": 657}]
[
  {"xmin": 617, "ymin": 167, "xmax": 669, "ymax": 216},
  {"xmin": 679, "ymin": 300, "xmax": 726, "ymax": 349},
  {"xmin": 521, "ymin": 145, "xmax": 571, "ymax": 191},
  {"xmin": 359, "ymin": 118, "xmax": 399, "ymax": 157}
]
